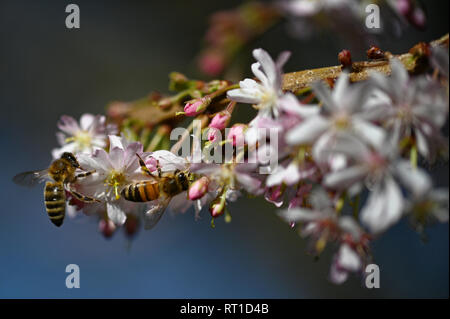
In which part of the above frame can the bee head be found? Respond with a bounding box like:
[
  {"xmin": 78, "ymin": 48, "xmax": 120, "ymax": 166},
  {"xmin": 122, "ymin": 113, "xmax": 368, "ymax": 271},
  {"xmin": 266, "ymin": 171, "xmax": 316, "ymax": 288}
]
[
  {"xmin": 61, "ymin": 152, "xmax": 80, "ymax": 168},
  {"xmin": 176, "ymin": 171, "xmax": 190, "ymax": 191}
]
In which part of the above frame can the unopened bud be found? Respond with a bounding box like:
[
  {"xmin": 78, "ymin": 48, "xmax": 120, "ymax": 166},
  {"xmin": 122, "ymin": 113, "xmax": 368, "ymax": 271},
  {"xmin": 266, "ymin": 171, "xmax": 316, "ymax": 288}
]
[
  {"xmin": 99, "ymin": 219, "xmax": 116, "ymax": 238},
  {"xmin": 367, "ymin": 46, "xmax": 385, "ymax": 60},
  {"xmin": 209, "ymin": 111, "xmax": 231, "ymax": 130},
  {"xmin": 338, "ymin": 49, "xmax": 352, "ymax": 69},
  {"xmin": 124, "ymin": 214, "xmax": 139, "ymax": 238},
  {"xmin": 198, "ymin": 51, "xmax": 225, "ymax": 76},
  {"xmin": 227, "ymin": 123, "xmax": 247, "ymax": 146},
  {"xmin": 189, "ymin": 176, "xmax": 210, "ymax": 200},
  {"xmin": 207, "ymin": 127, "xmax": 221, "ymax": 143},
  {"xmin": 209, "ymin": 195, "xmax": 226, "ymax": 218},
  {"xmin": 183, "ymin": 96, "xmax": 212, "ymax": 116}
]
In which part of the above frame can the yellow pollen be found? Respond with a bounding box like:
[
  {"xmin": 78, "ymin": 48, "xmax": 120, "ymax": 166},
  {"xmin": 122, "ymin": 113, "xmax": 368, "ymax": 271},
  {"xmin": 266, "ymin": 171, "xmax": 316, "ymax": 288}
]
[
  {"xmin": 104, "ymin": 170, "xmax": 126, "ymax": 200},
  {"xmin": 65, "ymin": 130, "xmax": 92, "ymax": 149},
  {"xmin": 333, "ymin": 114, "xmax": 350, "ymax": 129}
]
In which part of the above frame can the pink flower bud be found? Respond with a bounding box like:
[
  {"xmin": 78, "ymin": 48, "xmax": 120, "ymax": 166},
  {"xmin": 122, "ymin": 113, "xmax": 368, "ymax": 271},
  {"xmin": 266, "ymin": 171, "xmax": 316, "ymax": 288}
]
[
  {"xmin": 338, "ymin": 49, "xmax": 352, "ymax": 69},
  {"xmin": 207, "ymin": 127, "xmax": 220, "ymax": 143},
  {"xmin": 410, "ymin": 7, "xmax": 426, "ymax": 29},
  {"xmin": 209, "ymin": 199, "xmax": 225, "ymax": 218},
  {"xmin": 199, "ymin": 51, "xmax": 225, "ymax": 76},
  {"xmin": 184, "ymin": 97, "xmax": 211, "ymax": 116},
  {"xmin": 124, "ymin": 214, "xmax": 139, "ymax": 238},
  {"xmin": 209, "ymin": 111, "xmax": 231, "ymax": 130},
  {"xmin": 189, "ymin": 176, "xmax": 209, "ymax": 200},
  {"xmin": 145, "ymin": 157, "xmax": 158, "ymax": 173},
  {"xmin": 99, "ymin": 219, "xmax": 116, "ymax": 238},
  {"xmin": 227, "ymin": 124, "xmax": 247, "ymax": 146},
  {"xmin": 396, "ymin": 0, "xmax": 411, "ymax": 15}
]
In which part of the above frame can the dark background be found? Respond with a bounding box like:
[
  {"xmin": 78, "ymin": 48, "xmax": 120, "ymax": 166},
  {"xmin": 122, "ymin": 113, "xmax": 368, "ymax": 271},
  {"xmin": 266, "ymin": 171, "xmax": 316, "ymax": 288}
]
[{"xmin": 0, "ymin": 0, "xmax": 448, "ymax": 298}]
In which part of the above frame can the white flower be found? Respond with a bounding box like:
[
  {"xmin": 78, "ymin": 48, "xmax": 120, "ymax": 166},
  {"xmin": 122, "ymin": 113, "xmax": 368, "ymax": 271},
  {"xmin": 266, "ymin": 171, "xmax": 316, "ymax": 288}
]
[
  {"xmin": 52, "ymin": 114, "xmax": 117, "ymax": 159},
  {"xmin": 278, "ymin": 188, "xmax": 340, "ymax": 251},
  {"xmin": 323, "ymin": 134, "xmax": 432, "ymax": 233},
  {"xmin": 369, "ymin": 59, "xmax": 449, "ymax": 159},
  {"xmin": 266, "ymin": 161, "xmax": 316, "ymax": 187},
  {"xmin": 286, "ymin": 72, "xmax": 386, "ymax": 163},
  {"xmin": 75, "ymin": 135, "xmax": 147, "ymax": 225},
  {"xmin": 191, "ymin": 163, "xmax": 263, "ymax": 196},
  {"xmin": 227, "ymin": 48, "xmax": 291, "ymax": 119},
  {"xmin": 329, "ymin": 243, "xmax": 362, "ymax": 284},
  {"xmin": 405, "ymin": 188, "xmax": 449, "ymax": 227}
]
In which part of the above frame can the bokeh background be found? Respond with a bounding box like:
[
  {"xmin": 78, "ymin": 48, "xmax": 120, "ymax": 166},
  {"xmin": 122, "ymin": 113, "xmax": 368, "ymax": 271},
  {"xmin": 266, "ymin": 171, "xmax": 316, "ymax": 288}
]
[{"xmin": 0, "ymin": 0, "xmax": 448, "ymax": 298}]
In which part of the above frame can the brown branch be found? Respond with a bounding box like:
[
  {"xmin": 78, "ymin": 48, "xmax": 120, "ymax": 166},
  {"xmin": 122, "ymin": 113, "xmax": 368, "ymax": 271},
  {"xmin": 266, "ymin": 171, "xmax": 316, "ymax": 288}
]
[
  {"xmin": 282, "ymin": 34, "xmax": 449, "ymax": 93},
  {"xmin": 107, "ymin": 34, "xmax": 449, "ymax": 130}
]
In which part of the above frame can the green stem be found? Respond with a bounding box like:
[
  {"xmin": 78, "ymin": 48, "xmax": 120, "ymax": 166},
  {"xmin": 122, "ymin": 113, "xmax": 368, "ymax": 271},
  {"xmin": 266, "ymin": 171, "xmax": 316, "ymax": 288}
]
[{"xmin": 410, "ymin": 145, "xmax": 418, "ymax": 170}]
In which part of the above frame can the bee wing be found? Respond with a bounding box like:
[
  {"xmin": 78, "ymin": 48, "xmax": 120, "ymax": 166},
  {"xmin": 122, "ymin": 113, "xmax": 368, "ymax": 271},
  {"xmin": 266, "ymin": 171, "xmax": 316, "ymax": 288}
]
[
  {"xmin": 12, "ymin": 169, "xmax": 50, "ymax": 188},
  {"xmin": 143, "ymin": 197, "xmax": 171, "ymax": 230}
]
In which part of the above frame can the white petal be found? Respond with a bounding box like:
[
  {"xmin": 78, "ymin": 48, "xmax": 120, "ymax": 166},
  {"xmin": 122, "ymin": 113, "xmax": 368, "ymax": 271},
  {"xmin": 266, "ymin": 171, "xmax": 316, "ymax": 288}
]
[
  {"xmin": 394, "ymin": 160, "xmax": 431, "ymax": 196},
  {"xmin": 57, "ymin": 115, "xmax": 80, "ymax": 135},
  {"xmin": 333, "ymin": 72, "xmax": 349, "ymax": 103},
  {"xmin": 109, "ymin": 135, "xmax": 125, "ymax": 150},
  {"xmin": 352, "ymin": 119, "xmax": 386, "ymax": 149},
  {"xmin": 415, "ymin": 129, "xmax": 429, "ymax": 158},
  {"xmin": 277, "ymin": 208, "xmax": 322, "ymax": 222},
  {"xmin": 311, "ymin": 81, "xmax": 336, "ymax": 112},
  {"xmin": 106, "ymin": 202, "xmax": 127, "ymax": 225},
  {"xmin": 251, "ymin": 62, "xmax": 270, "ymax": 88},
  {"xmin": 329, "ymin": 262, "xmax": 349, "ymax": 284},
  {"xmin": 390, "ymin": 59, "xmax": 409, "ymax": 90},
  {"xmin": 253, "ymin": 48, "xmax": 277, "ymax": 87},
  {"xmin": 227, "ymin": 87, "xmax": 262, "ymax": 105},
  {"xmin": 279, "ymin": 93, "xmax": 319, "ymax": 117},
  {"xmin": 361, "ymin": 178, "xmax": 403, "ymax": 233},
  {"xmin": 79, "ymin": 114, "xmax": 96, "ymax": 131},
  {"xmin": 150, "ymin": 150, "xmax": 187, "ymax": 172},
  {"xmin": 286, "ymin": 116, "xmax": 329, "ymax": 145},
  {"xmin": 324, "ymin": 165, "xmax": 368, "ymax": 189},
  {"xmin": 77, "ymin": 149, "xmax": 111, "ymax": 173},
  {"xmin": 337, "ymin": 244, "xmax": 362, "ymax": 271}
]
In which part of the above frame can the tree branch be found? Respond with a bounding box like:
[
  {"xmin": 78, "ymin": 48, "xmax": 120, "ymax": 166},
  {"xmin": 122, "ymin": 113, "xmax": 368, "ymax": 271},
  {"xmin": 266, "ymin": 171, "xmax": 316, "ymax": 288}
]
[{"xmin": 282, "ymin": 34, "xmax": 449, "ymax": 93}]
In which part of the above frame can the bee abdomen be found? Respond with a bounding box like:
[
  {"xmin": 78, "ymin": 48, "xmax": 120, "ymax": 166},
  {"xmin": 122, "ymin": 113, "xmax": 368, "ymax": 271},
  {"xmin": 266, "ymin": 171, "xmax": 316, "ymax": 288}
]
[
  {"xmin": 44, "ymin": 182, "xmax": 66, "ymax": 227},
  {"xmin": 122, "ymin": 182, "xmax": 160, "ymax": 202}
]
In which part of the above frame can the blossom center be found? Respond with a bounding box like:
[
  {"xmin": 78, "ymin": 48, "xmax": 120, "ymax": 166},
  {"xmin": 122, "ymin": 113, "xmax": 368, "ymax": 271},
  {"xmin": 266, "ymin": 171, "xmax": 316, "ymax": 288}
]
[
  {"xmin": 104, "ymin": 170, "xmax": 126, "ymax": 200},
  {"xmin": 333, "ymin": 113, "xmax": 350, "ymax": 129},
  {"xmin": 256, "ymin": 88, "xmax": 278, "ymax": 113},
  {"xmin": 66, "ymin": 130, "xmax": 92, "ymax": 149},
  {"xmin": 396, "ymin": 104, "xmax": 413, "ymax": 124}
]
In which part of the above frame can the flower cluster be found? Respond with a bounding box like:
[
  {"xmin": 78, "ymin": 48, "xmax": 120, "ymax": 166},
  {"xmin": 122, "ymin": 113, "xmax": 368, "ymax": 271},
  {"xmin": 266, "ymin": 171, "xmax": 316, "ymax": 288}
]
[{"xmin": 47, "ymin": 40, "xmax": 448, "ymax": 284}]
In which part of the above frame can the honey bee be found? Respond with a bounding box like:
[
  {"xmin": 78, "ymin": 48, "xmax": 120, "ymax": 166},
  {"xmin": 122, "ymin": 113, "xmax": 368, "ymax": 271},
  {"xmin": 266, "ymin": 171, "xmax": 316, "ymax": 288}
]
[
  {"xmin": 121, "ymin": 154, "xmax": 191, "ymax": 229},
  {"xmin": 13, "ymin": 152, "xmax": 100, "ymax": 227}
]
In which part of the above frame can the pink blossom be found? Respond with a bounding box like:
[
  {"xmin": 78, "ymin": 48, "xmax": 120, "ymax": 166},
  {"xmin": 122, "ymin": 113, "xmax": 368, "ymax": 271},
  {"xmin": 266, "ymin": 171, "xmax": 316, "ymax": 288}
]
[
  {"xmin": 227, "ymin": 124, "xmax": 247, "ymax": 146},
  {"xmin": 99, "ymin": 219, "xmax": 116, "ymax": 238},
  {"xmin": 189, "ymin": 177, "xmax": 210, "ymax": 200},
  {"xmin": 209, "ymin": 111, "xmax": 231, "ymax": 130},
  {"xmin": 207, "ymin": 127, "xmax": 221, "ymax": 143}
]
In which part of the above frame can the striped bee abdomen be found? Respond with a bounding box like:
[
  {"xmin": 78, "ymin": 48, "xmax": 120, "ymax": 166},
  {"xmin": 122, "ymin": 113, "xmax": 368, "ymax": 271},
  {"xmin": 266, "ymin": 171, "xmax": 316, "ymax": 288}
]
[
  {"xmin": 44, "ymin": 181, "xmax": 66, "ymax": 227},
  {"xmin": 122, "ymin": 181, "xmax": 160, "ymax": 202}
]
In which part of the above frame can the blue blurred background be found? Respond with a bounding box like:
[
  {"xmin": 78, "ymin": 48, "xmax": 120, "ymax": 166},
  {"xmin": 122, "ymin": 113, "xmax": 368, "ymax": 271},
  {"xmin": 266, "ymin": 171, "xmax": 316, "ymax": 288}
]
[{"xmin": 0, "ymin": 0, "xmax": 448, "ymax": 298}]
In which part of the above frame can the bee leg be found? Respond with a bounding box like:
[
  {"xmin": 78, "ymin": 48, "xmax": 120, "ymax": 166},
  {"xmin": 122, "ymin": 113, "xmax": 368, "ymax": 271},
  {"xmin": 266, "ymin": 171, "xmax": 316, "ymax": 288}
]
[
  {"xmin": 156, "ymin": 162, "xmax": 162, "ymax": 178},
  {"xmin": 69, "ymin": 190, "xmax": 101, "ymax": 203},
  {"xmin": 136, "ymin": 153, "xmax": 161, "ymax": 178},
  {"xmin": 75, "ymin": 170, "xmax": 96, "ymax": 179}
]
